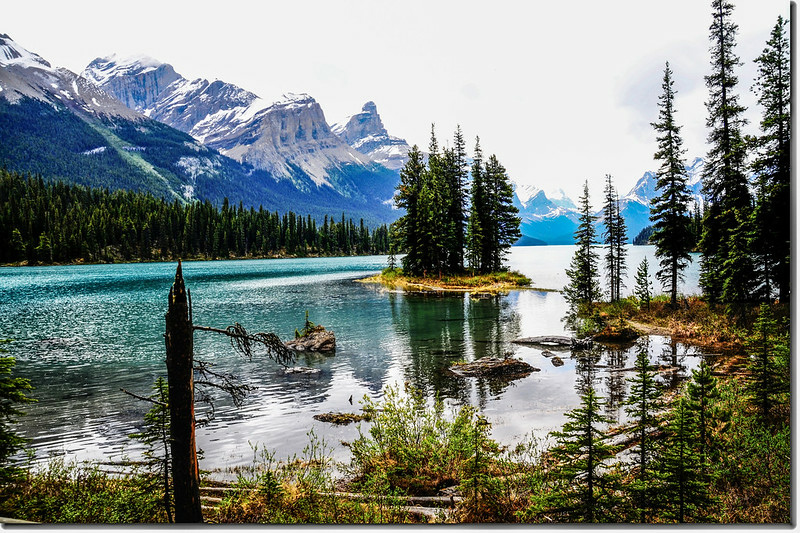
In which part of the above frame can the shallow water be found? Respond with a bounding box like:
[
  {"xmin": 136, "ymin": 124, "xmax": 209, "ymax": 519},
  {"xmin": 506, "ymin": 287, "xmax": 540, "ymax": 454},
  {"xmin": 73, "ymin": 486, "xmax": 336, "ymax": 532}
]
[{"xmin": 0, "ymin": 246, "xmax": 704, "ymax": 473}]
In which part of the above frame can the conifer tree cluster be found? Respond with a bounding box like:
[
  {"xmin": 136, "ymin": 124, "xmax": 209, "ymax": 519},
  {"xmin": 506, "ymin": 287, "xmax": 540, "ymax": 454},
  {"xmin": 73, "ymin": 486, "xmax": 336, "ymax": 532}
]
[
  {"xmin": 649, "ymin": 2, "xmax": 790, "ymax": 308},
  {"xmin": 695, "ymin": 1, "xmax": 789, "ymax": 306},
  {"xmin": 393, "ymin": 127, "xmax": 520, "ymax": 276},
  {"xmin": 0, "ymin": 170, "xmax": 391, "ymax": 264}
]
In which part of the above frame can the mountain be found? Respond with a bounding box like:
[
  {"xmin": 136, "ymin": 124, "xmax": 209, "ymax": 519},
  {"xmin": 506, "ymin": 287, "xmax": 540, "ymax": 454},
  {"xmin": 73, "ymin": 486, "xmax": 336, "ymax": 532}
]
[
  {"xmin": 331, "ymin": 101, "xmax": 411, "ymax": 171},
  {"xmin": 83, "ymin": 56, "xmax": 399, "ymax": 205},
  {"xmin": 616, "ymin": 157, "xmax": 705, "ymax": 240},
  {"xmin": 512, "ymin": 158, "xmax": 705, "ymax": 246},
  {"xmin": 0, "ymin": 34, "xmax": 397, "ymax": 225}
]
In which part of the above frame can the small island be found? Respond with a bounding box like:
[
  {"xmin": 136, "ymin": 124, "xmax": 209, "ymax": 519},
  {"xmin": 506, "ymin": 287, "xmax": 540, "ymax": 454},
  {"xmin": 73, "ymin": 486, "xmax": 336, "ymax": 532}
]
[{"xmin": 357, "ymin": 268, "xmax": 536, "ymax": 294}]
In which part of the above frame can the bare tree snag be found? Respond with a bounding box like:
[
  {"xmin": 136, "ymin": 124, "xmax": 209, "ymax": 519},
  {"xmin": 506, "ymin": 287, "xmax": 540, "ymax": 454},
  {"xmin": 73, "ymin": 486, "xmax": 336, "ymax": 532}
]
[{"xmin": 164, "ymin": 261, "xmax": 203, "ymax": 523}]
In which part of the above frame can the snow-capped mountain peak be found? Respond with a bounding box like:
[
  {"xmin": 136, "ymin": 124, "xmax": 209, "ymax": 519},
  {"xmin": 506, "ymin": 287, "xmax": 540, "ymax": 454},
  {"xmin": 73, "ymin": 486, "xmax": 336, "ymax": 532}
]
[
  {"xmin": 332, "ymin": 101, "xmax": 411, "ymax": 170},
  {"xmin": 0, "ymin": 33, "xmax": 51, "ymax": 69}
]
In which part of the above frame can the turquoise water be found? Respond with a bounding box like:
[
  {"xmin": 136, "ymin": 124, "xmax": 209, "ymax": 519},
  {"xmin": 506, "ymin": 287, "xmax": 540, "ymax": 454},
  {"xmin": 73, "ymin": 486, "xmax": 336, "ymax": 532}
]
[{"xmin": 0, "ymin": 246, "xmax": 703, "ymax": 473}]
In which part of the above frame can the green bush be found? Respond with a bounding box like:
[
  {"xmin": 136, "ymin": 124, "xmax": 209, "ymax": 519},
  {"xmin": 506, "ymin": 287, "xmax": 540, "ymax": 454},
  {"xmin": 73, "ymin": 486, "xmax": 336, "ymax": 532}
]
[{"xmin": 348, "ymin": 384, "xmax": 492, "ymax": 496}]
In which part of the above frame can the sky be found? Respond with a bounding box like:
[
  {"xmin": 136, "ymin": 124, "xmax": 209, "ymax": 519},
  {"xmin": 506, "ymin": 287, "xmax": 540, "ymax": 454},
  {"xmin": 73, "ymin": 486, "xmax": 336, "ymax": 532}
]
[{"xmin": 2, "ymin": 0, "xmax": 792, "ymax": 202}]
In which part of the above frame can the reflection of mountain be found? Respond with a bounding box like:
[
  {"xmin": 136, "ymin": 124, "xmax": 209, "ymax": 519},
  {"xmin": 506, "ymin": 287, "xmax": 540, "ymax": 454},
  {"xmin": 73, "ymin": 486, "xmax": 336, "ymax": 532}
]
[{"xmin": 387, "ymin": 292, "xmax": 522, "ymax": 406}]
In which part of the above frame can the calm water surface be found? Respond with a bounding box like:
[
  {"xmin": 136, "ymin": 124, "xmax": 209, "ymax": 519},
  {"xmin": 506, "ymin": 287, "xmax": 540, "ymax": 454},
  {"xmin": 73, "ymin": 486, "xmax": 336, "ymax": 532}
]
[{"xmin": 0, "ymin": 246, "xmax": 703, "ymax": 474}]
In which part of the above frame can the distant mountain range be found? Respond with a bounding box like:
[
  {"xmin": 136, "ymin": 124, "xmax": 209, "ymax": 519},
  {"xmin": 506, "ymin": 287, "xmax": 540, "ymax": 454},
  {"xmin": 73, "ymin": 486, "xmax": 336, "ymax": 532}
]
[
  {"xmin": 0, "ymin": 34, "xmax": 405, "ymax": 225},
  {"xmin": 1, "ymin": 31, "xmax": 705, "ymax": 243},
  {"xmin": 513, "ymin": 157, "xmax": 705, "ymax": 245}
]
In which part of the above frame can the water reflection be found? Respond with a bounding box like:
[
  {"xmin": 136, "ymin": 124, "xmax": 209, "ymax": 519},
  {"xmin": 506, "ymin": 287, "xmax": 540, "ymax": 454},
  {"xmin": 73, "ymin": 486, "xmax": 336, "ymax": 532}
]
[{"xmin": 388, "ymin": 291, "xmax": 523, "ymax": 408}]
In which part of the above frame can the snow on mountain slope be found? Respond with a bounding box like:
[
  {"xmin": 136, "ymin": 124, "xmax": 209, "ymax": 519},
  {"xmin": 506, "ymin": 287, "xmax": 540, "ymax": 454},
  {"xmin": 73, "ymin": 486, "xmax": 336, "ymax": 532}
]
[
  {"xmin": 83, "ymin": 57, "xmax": 383, "ymax": 190},
  {"xmin": 0, "ymin": 34, "xmax": 139, "ymax": 119},
  {"xmin": 332, "ymin": 101, "xmax": 411, "ymax": 170}
]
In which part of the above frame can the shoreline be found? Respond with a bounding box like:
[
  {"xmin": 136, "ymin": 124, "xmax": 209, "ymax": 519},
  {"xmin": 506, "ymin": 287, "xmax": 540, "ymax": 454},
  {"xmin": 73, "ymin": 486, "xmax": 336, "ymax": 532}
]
[{"xmin": 355, "ymin": 271, "xmax": 558, "ymax": 294}]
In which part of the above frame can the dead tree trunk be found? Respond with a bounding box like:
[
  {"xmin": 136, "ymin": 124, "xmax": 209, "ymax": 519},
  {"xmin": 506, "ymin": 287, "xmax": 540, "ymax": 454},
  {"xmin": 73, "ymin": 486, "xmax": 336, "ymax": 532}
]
[{"xmin": 164, "ymin": 261, "xmax": 203, "ymax": 523}]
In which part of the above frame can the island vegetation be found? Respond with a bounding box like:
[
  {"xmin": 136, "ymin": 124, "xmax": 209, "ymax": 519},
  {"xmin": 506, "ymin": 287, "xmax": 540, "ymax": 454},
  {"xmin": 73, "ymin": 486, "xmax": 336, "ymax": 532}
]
[{"xmin": 0, "ymin": 0, "xmax": 791, "ymax": 525}]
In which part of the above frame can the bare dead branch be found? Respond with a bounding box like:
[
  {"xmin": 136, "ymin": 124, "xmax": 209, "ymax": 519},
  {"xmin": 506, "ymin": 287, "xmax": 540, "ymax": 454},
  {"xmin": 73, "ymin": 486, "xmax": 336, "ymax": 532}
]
[
  {"xmin": 121, "ymin": 388, "xmax": 168, "ymax": 408},
  {"xmin": 193, "ymin": 323, "xmax": 294, "ymax": 367}
]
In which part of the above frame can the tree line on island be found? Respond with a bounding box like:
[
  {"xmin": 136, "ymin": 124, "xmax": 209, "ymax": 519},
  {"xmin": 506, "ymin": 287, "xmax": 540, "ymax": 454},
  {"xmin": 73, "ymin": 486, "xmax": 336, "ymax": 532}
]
[
  {"xmin": 0, "ymin": 170, "xmax": 391, "ymax": 264},
  {"xmin": 392, "ymin": 126, "xmax": 521, "ymax": 277}
]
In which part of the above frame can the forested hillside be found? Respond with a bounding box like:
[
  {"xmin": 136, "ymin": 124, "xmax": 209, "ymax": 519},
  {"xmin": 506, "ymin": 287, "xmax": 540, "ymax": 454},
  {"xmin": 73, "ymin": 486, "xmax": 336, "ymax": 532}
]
[{"xmin": 0, "ymin": 170, "xmax": 390, "ymax": 264}]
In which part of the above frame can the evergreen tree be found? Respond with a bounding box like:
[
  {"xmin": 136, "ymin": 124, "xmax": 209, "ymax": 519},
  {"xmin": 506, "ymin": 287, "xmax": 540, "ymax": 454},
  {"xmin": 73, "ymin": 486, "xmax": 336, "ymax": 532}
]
[
  {"xmin": 751, "ymin": 16, "xmax": 791, "ymax": 303},
  {"xmin": 0, "ymin": 341, "xmax": 35, "ymax": 481},
  {"xmin": 129, "ymin": 377, "xmax": 173, "ymax": 522},
  {"xmin": 650, "ymin": 62, "xmax": 694, "ymax": 308},
  {"xmin": 466, "ymin": 138, "xmax": 486, "ymax": 273},
  {"xmin": 699, "ymin": 0, "xmax": 752, "ymax": 304},
  {"xmin": 745, "ymin": 303, "xmax": 789, "ymax": 421},
  {"xmin": 624, "ymin": 348, "xmax": 663, "ymax": 522},
  {"xmin": 544, "ymin": 386, "xmax": 621, "ymax": 522},
  {"xmin": 564, "ymin": 181, "xmax": 601, "ymax": 308},
  {"xmin": 394, "ymin": 146, "xmax": 426, "ymax": 275},
  {"xmin": 602, "ymin": 175, "xmax": 627, "ymax": 302},
  {"xmin": 655, "ymin": 397, "xmax": 710, "ymax": 523},
  {"xmin": 687, "ymin": 359, "xmax": 719, "ymax": 461},
  {"xmin": 443, "ymin": 126, "xmax": 468, "ymax": 273},
  {"xmin": 634, "ymin": 257, "xmax": 653, "ymax": 310},
  {"xmin": 482, "ymin": 154, "xmax": 521, "ymax": 272}
]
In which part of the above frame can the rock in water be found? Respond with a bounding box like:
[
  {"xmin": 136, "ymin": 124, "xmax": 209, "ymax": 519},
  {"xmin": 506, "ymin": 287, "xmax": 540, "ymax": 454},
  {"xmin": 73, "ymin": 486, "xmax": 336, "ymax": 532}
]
[
  {"xmin": 551, "ymin": 356, "xmax": 564, "ymax": 367},
  {"xmin": 285, "ymin": 327, "xmax": 336, "ymax": 352},
  {"xmin": 449, "ymin": 357, "xmax": 539, "ymax": 379}
]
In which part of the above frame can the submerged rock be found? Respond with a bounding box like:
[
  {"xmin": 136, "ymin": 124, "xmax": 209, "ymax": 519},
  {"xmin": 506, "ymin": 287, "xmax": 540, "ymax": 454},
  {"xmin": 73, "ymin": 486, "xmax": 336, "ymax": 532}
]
[
  {"xmin": 449, "ymin": 357, "xmax": 539, "ymax": 379},
  {"xmin": 551, "ymin": 356, "xmax": 564, "ymax": 367},
  {"xmin": 285, "ymin": 327, "xmax": 336, "ymax": 352},
  {"xmin": 313, "ymin": 412, "xmax": 370, "ymax": 425},
  {"xmin": 283, "ymin": 366, "xmax": 321, "ymax": 375}
]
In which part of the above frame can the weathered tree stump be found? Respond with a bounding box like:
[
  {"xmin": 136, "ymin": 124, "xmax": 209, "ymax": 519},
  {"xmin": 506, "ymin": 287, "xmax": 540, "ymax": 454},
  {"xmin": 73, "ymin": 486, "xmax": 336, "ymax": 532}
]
[
  {"xmin": 285, "ymin": 327, "xmax": 336, "ymax": 352},
  {"xmin": 164, "ymin": 261, "xmax": 203, "ymax": 523}
]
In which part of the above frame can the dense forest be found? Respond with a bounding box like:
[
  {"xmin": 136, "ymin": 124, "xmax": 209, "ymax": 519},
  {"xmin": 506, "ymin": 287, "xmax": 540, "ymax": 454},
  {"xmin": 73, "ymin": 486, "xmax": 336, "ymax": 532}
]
[{"xmin": 0, "ymin": 169, "xmax": 390, "ymax": 264}]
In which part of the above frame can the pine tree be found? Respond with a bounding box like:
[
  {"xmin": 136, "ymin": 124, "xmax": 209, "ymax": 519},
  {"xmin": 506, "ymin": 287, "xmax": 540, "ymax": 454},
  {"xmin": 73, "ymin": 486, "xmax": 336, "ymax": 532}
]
[
  {"xmin": 0, "ymin": 341, "xmax": 35, "ymax": 481},
  {"xmin": 466, "ymin": 138, "xmax": 486, "ymax": 273},
  {"xmin": 129, "ymin": 377, "xmax": 173, "ymax": 522},
  {"xmin": 602, "ymin": 175, "xmax": 627, "ymax": 302},
  {"xmin": 624, "ymin": 348, "xmax": 663, "ymax": 522},
  {"xmin": 634, "ymin": 258, "xmax": 653, "ymax": 310},
  {"xmin": 655, "ymin": 397, "xmax": 710, "ymax": 523},
  {"xmin": 545, "ymin": 386, "xmax": 621, "ymax": 522},
  {"xmin": 394, "ymin": 145, "xmax": 426, "ymax": 275},
  {"xmin": 483, "ymin": 154, "xmax": 521, "ymax": 272},
  {"xmin": 650, "ymin": 62, "xmax": 694, "ymax": 308},
  {"xmin": 687, "ymin": 359, "xmax": 719, "ymax": 461},
  {"xmin": 745, "ymin": 303, "xmax": 789, "ymax": 421},
  {"xmin": 564, "ymin": 181, "xmax": 601, "ymax": 308},
  {"xmin": 443, "ymin": 126, "xmax": 468, "ymax": 273},
  {"xmin": 751, "ymin": 16, "xmax": 791, "ymax": 303},
  {"xmin": 699, "ymin": 0, "xmax": 752, "ymax": 304}
]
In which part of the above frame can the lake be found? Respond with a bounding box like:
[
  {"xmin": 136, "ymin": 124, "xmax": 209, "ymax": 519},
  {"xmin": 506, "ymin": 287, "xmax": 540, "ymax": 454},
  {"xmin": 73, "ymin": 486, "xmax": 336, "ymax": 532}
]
[{"xmin": 0, "ymin": 245, "xmax": 704, "ymax": 475}]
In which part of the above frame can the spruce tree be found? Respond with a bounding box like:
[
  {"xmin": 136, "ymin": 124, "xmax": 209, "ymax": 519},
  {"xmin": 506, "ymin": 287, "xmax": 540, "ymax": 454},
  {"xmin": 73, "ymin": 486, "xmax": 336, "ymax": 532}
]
[
  {"xmin": 602, "ymin": 175, "xmax": 627, "ymax": 302},
  {"xmin": 624, "ymin": 348, "xmax": 663, "ymax": 522},
  {"xmin": 394, "ymin": 145, "xmax": 426, "ymax": 275},
  {"xmin": 483, "ymin": 154, "xmax": 521, "ymax": 272},
  {"xmin": 466, "ymin": 138, "xmax": 486, "ymax": 273},
  {"xmin": 650, "ymin": 62, "xmax": 694, "ymax": 308},
  {"xmin": 751, "ymin": 16, "xmax": 791, "ymax": 303},
  {"xmin": 699, "ymin": 0, "xmax": 752, "ymax": 304},
  {"xmin": 442, "ymin": 126, "xmax": 468, "ymax": 273},
  {"xmin": 634, "ymin": 258, "xmax": 653, "ymax": 310},
  {"xmin": 655, "ymin": 397, "xmax": 710, "ymax": 523},
  {"xmin": 545, "ymin": 385, "xmax": 620, "ymax": 522},
  {"xmin": 746, "ymin": 303, "xmax": 789, "ymax": 421},
  {"xmin": 0, "ymin": 342, "xmax": 35, "ymax": 481},
  {"xmin": 564, "ymin": 181, "xmax": 601, "ymax": 308},
  {"xmin": 687, "ymin": 359, "xmax": 719, "ymax": 462}
]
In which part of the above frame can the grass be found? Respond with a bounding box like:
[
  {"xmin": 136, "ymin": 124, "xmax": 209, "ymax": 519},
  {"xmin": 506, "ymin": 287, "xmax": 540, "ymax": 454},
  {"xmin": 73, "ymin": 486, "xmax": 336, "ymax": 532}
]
[{"xmin": 359, "ymin": 268, "xmax": 537, "ymax": 293}]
